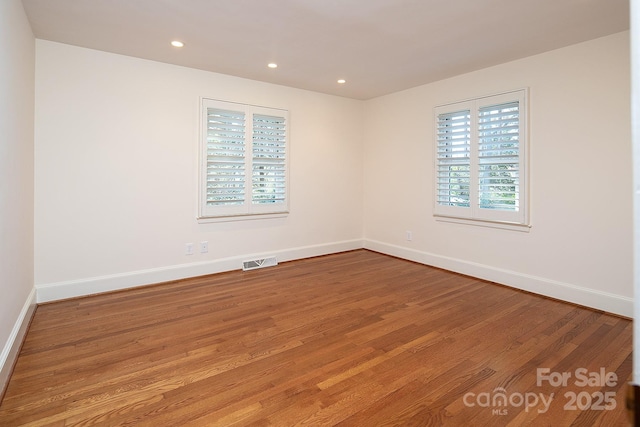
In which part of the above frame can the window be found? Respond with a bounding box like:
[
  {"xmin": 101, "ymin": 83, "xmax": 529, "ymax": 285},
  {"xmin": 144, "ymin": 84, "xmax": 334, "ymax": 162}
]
[
  {"xmin": 199, "ymin": 98, "xmax": 289, "ymax": 220},
  {"xmin": 434, "ymin": 89, "xmax": 528, "ymax": 227}
]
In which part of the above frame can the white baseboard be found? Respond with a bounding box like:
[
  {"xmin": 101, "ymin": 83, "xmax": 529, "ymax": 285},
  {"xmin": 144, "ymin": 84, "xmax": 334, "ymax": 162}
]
[
  {"xmin": 34, "ymin": 238, "xmax": 632, "ymax": 318},
  {"xmin": 36, "ymin": 239, "xmax": 364, "ymax": 303},
  {"xmin": 364, "ymin": 239, "xmax": 633, "ymax": 318},
  {"xmin": 0, "ymin": 288, "xmax": 36, "ymax": 397}
]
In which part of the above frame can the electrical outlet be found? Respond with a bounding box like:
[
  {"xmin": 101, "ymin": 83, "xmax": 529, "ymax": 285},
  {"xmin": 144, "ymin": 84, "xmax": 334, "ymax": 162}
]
[
  {"xmin": 185, "ymin": 243, "xmax": 194, "ymax": 255},
  {"xmin": 200, "ymin": 241, "xmax": 208, "ymax": 253},
  {"xmin": 406, "ymin": 231, "xmax": 413, "ymax": 241}
]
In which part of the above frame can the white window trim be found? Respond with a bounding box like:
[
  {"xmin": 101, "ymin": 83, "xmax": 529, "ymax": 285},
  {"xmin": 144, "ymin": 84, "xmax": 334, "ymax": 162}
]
[
  {"xmin": 198, "ymin": 98, "xmax": 289, "ymax": 222},
  {"xmin": 434, "ymin": 89, "xmax": 530, "ymax": 230}
]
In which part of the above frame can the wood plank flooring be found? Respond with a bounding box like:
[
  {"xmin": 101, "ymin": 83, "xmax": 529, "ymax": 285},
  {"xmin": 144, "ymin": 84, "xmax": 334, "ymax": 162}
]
[{"xmin": 0, "ymin": 250, "xmax": 632, "ymax": 426}]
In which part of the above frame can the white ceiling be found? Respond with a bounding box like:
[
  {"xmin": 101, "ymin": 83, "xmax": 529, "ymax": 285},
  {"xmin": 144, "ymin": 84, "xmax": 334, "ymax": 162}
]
[{"xmin": 21, "ymin": 0, "xmax": 629, "ymax": 100}]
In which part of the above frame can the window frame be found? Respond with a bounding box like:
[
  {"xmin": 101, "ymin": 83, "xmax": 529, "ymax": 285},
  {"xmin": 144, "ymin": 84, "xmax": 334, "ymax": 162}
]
[
  {"xmin": 198, "ymin": 98, "xmax": 290, "ymax": 222},
  {"xmin": 434, "ymin": 89, "xmax": 529, "ymax": 229}
]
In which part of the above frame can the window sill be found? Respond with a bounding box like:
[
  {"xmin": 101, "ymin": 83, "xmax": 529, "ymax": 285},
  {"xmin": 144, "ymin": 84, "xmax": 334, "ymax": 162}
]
[
  {"xmin": 434, "ymin": 215, "xmax": 531, "ymax": 232},
  {"xmin": 197, "ymin": 211, "xmax": 289, "ymax": 224}
]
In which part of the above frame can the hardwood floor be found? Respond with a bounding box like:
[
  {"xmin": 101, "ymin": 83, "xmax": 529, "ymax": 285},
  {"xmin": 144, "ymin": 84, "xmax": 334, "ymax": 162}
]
[{"xmin": 0, "ymin": 250, "xmax": 632, "ymax": 426}]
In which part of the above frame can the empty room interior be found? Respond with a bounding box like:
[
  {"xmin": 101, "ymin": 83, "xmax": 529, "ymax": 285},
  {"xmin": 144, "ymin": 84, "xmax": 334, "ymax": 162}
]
[{"xmin": 0, "ymin": 0, "xmax": 636, "ymax": 425}]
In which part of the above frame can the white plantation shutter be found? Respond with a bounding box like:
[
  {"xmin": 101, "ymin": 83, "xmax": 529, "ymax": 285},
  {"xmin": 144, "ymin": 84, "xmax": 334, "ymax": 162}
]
[
  {"xmin": 478, "ymin": 101, "xmax": 520, "ymax": 212},
  {"xmin": 436, "ymin": 109, "xmax": 472, "ymax": 211},
  {"xmin": 434, "ymin": 89, "xmax": 528, "ymax": 226},
  {"xmin": 206, "ymin": 109, "xmax": 246, "ymax": 209},
  {"xmin": 200, "ymin": 99, "xmax": 289, "ymax": 219},
  {"xmin": 252, "ymin": 114, "xmax": 287, "ymax": 207}
]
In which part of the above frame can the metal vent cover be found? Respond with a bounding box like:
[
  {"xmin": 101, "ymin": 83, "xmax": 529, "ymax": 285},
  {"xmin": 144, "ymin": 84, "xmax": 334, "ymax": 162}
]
[{"xmin": 242, "ymin": 256, "xmax": 278, "ymax": 271}]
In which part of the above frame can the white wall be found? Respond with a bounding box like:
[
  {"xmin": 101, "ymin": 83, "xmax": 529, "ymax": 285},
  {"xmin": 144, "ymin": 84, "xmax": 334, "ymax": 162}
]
[
  {"xmin": 363, "ymin": 31, "xmax": 632, "ymax": 317},
  {"xmin": 34, "ymin": 32, "xmax": 632, "ymax": 317},
  {"xmin": 34, "ymin": 41, "xmax": 364, "ymax": 300},
  {"xmin": 0, "ymin": 0, "xmax": 35, "ymax": 384},
  {"xmin": 631, "ymin": 0, "xmax": 640, "ymax": 383}
]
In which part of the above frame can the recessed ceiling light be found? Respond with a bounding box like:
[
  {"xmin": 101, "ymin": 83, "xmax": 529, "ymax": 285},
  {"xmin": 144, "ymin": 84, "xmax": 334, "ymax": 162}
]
[
  {"xmin": 337, "ymin": 79, "xmax": 346, "ymax": 84},
  {"xmin": 268, "ymin": 63, "xmax": 278, "ymax": 69},
  {"xmin": 171, "ymin": 41, "xmax": 184, "ymax": 48}
]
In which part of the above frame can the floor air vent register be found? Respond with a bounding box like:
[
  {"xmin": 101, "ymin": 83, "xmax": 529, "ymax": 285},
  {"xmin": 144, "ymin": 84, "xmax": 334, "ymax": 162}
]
[{"xmin": 242, "ymin": 256, "xmax": 278, "ymax": 271}]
